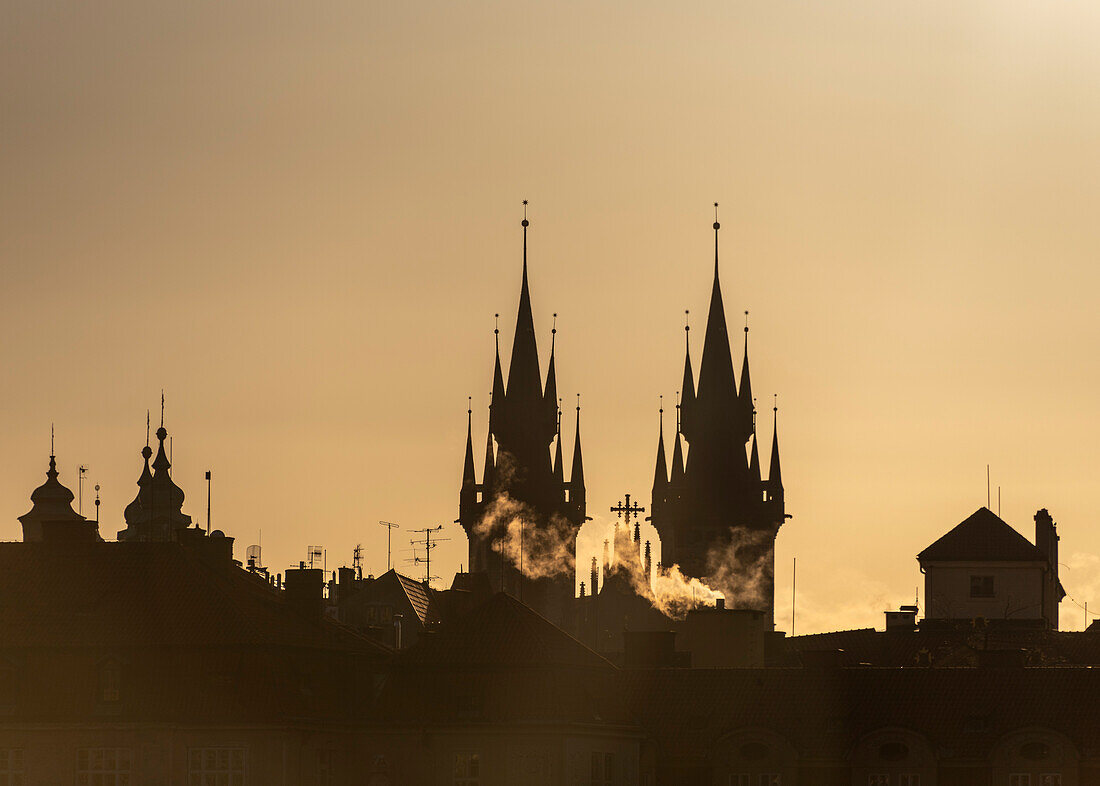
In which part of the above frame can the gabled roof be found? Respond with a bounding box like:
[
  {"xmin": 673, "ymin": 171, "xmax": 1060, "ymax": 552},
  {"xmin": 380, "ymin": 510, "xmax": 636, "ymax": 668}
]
[
  {"xmin": 918, "ymin": 507, "xmax": 1048, "ymax": 563},
  {"xmin": 400, "ymin": 592, "xmax": 613, "ymax": 670}
]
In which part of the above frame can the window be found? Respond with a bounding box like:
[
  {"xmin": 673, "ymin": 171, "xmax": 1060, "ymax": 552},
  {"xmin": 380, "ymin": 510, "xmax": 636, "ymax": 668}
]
[
  {"xmin": 77, "ymin": 748, "xmax": 131, "ymax": 786},
  {"xmin": 899, "ymin": 776, "xmax": 921, "ymax": 786},
  {"xmin": 1039, "ymin": 776, "xmax": 1062, "ymax": 786},
  {"xmin": 591, "ymin": 752, "xmax": 614, "ymax": 786},
  {"xmin": 970, "ymin": 575, "xmax": 995, "ymax": 598},
  {"xmin": 98, "ymin": 659, "xmax": 121, "ymax": 703},
  {"xmin": 453, "ymin": 752, "xmax": 480, "ymax": 786},
  {"xmin": 0, "ymin": 749, "xmax": 24, "ymax": 786},
  {"xmin": 1009, "ymin": 775, "xmax": 1031, "ymax": 786},
  {"xmin": 188, "ymin": 748, "xmax": 245, "ymax": 786},
  {"xmin": 868, "ymin": 777, "xmax": 890, "ymax": 786},
  {"xmin": 869, "ymin": 777, "xmax": 920, "ymax": 786}
]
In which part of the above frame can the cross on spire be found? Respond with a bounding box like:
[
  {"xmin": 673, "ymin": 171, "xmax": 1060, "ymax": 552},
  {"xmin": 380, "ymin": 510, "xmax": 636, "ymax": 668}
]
[{"xmin": 610, "ymin": 493, "xmax": 646, "ymax": 524}]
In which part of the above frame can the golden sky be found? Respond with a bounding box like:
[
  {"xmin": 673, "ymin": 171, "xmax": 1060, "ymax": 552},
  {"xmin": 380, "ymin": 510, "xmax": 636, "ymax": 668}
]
[{"xmin": 3, "ymin": 1, "xmax": 1100, "ymax": 632}]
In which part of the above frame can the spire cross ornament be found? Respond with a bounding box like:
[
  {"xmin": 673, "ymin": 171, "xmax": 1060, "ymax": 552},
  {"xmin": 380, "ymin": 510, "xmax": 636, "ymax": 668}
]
[{"xmin": 610, "ymin": 494, "xmax": 646, "ymax": 526}]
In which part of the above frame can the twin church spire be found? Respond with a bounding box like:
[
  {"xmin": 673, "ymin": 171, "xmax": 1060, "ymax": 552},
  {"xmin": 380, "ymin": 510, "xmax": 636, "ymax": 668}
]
[{"xmin": 458, "ymin": 207, "xmax": 587, "ymax": 607}]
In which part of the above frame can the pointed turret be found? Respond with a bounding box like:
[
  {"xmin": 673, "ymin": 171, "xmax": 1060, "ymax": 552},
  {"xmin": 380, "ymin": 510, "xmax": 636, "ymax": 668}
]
[
  {"xmin": 670, "ymin": 399, "xmax": 686, "ymax": 485},
  {"xmin": 569, "ymin": 396, "xmax": 585, "ymax": 509},
  {"xmin": 652, "ymin": 403, "xmax": 668, "ymax": 497},
  {"xmin": 590, "ymin": 555, "xmax": 599, "ymax": 595},
  {"xmin": 769, "ymin": 401, "xmax": 783, "ymax": 490},
  {"xmin": 749, "ymin": 432, "xmax": 761, "ymax": 484},
  {"xmin": 552, "ymin": 405, "xmax": 565, "ymax": 489},
  {"xmin": 543, "ymin": 315, "xmax": 559, "ymax": 436},
  {"xmin": 679, "ymin": 315, "xmax": 697, "ymax": 438},
  {"xmin": 739, "ymin": 314, "xmax": 755, "ymax": 439},
  {"xmin": 460, "ymin": 402, "xmax": 477, "ymax": 515},
  {"xmin": 482, "ymin": 404, "xmax": 496, "ymax": 491},
  {"xmin": 462, "ymin": 402, "xmax": 476, "ymax": 486},
  {"xmin": 489, "ymin": 319, "xmax": 506, "ymax": 436}
]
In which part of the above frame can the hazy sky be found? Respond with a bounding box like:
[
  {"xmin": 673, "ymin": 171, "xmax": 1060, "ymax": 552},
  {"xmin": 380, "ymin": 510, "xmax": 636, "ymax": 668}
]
[{"xmin": 3, "ymin": 1, "xmax": 1100, "ymax": 633}]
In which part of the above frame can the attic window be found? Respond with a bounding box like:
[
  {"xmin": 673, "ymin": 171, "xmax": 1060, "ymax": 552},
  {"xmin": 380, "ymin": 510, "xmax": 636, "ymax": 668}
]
[{"xmin": 970, "ymin": 575, "xmax": 995, "ymax": 598}]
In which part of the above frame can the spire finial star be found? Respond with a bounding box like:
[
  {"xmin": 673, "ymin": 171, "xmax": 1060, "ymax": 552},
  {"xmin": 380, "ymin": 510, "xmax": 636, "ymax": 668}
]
[
  {"xmin": 773, "ymin": 392, "xmax": 778, "ymax": 413},
  {"xmin": 745, "ymin": 310, "xmax": 750, "ymax": 334},
  {"xmin": 146, "ymin": 410, "xmax": 150, "ymax": 448},
  {"xmin": 160, "ymin": 390, "xmax": 165, "ymax": 429},
  {"xmin": 522, "ymin": 199, "xmax": 529, "ymax": 228},
  {"xmin": 684, "ymin": 309, "xmax": 690, "ymax": 333},
  {"xmin": 552, "ymin": 312, "xmax": 557, "ymax": 335},
  {"xmin": 713, "ymin": 202, "xmax": 720, "ymax": 231},
  {"xmin": 576, "ymin": 392, "xmax": 581, "ymax": 412},
  {"xmin": 50, "ymin": 423, "xmax": 54, "ymax": 457},
  {"xmin": 468, "ymin": 396, "xmax": 472, "ymax": 416}
]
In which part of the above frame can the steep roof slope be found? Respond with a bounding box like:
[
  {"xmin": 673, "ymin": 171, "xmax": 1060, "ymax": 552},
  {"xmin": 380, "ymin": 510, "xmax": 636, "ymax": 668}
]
[{"xmin": 918, "ymin": 507, "xmax": 1047, "ymax": 563}]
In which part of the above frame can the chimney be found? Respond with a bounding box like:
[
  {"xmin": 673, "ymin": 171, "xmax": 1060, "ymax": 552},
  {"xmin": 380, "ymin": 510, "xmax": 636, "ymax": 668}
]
[
  {"xmin": 337, "ymin": 566, "xmax": 359, "ymax": 603},
  {"xmin": 1034, "ymin": 508, "xmax": 1061, "ymax": 629},
  {"xmin": 284, "ymin": 568, "xmax": 324, "ymax": 618},
  {"xmin": 716, "ymin": 597, "xmax": 725, "ymax": 610},
  {"xmin": 885, "ymin": 605, "xmax": 918, "ymax": 631}
]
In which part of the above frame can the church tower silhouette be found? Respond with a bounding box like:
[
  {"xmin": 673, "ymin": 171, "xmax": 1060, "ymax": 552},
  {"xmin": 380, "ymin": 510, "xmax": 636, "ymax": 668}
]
[
  {"xmin": 650, "ymin": 209, "xmax": 788, "ymax": 625},
  {"xmin": 458, "ymin": 207, "xmax": 587, "ymax": 627}
]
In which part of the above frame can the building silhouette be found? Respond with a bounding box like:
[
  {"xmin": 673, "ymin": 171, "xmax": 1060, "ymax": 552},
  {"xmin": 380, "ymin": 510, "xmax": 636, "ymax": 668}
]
[
  {"xmin": 649, "ymin": 215, "xmax": 787, "ymax": 624},
  {"xmin": 457, "ymin": 211, "xmax": 586, "ymax": 628}
]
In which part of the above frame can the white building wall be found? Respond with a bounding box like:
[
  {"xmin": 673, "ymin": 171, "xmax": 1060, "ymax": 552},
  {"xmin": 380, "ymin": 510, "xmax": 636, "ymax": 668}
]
[{"xmin": 924, "ymin": 561, "xmax": 1046, "ymax": 620}]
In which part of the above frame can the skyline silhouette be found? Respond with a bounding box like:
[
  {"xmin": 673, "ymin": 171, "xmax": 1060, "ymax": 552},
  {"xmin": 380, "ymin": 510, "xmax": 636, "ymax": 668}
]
[{"xmin": 4, "ymin": 2, "xmax": 1100, "ymax": 634}]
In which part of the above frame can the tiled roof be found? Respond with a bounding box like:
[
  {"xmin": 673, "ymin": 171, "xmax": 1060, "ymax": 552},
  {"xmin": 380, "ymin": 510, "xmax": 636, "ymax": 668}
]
[
  {"xmin": 393, "ymin": 571, "xmax": 436, "ymax": 625},
  {"xmin": 917, "ymin": 507, "xmax": 1047, "ymax": 563}
]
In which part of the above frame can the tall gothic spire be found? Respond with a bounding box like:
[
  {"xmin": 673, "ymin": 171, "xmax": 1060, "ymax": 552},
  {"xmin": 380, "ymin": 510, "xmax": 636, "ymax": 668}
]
[
  {"xmin": 671, "ymin": 398, "xmax": 686, "ymax": 485},
  {"xmin": 695, "ymin": 204, "xmax": 739, "ymax": 418},
  {"xmin": 506, "ymin": 203, "xmax": 543, "ymax": 410}
]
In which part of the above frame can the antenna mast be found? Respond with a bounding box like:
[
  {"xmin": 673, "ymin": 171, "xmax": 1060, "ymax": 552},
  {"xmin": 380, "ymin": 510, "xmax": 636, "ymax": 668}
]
[
  {"xmin": 379, "ymin": 521, "xmax": 400, "ymax": 571},
  {"xmin": 409, "ymin": 524, "xmax": 450, "ymax": 587},
  {"xmin": 78, "ymin": 465, "xmax": 89, "ymax": 516}
]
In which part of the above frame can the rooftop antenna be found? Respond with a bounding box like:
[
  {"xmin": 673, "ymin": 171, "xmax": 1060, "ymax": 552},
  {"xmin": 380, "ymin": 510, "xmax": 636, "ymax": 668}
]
[
  {"xmin": 205, "ymin": 470, "xmax": 212, "ymax": 533},
  {"xmin": 146, "ymin": 410, "xmax": 150, "ymax": 448},
  {"xmin": 986, "ymin": 464, "xmax": 991, "ymax": 509},
  {"xmin": 78, "ymin": 465, "xmax": 88, "ymax": 515},
  {"xmin": 409, "ymin": 524, "xmax": 449, "ymax": 587},
  {"xmin": 379, "ymin": 520, "xmax": 400, "ymax": 571},
  {"xmin": 160, "ymin": 389, "xmax": 165, "ymax": 429},
  {"xmin": 353, "ymin": 543, "xmax": 364, "ymax": 579},
  {"xmin": 94, "ymin": 484, "xmax": 101, "ymax": 525},
  {"xmin": 50, "ymin": 423, "xmax": 54, "ymax": 456}
]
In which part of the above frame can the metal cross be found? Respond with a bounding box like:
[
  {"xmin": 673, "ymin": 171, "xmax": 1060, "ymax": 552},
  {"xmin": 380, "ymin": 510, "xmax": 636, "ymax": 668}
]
[{"xmin": 610, "ymin": 494, "xmax": 645, "ymax": 524}]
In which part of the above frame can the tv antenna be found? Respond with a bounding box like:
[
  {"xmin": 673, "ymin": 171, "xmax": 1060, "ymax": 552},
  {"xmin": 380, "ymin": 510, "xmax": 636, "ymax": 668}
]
[
  {"xmin": 94, "ymin": 484, "xmax": 100, "ymax": 525},
  {"xmin": 379, "ymin": 520, "xmax": 400, "ymax": 571},
  {"xmin": 409, "ymin": 524, "xmax": 450, "ymax": 587},
  {"xmin": 307, "ymin": 545, "xmax": 325, "ymax": 571},
  {"xmin": 353, "ymin": 543, "xmax": 364, "ymax": 579}
]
